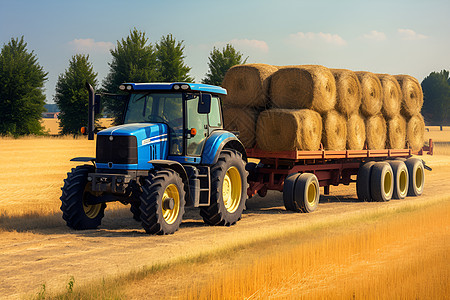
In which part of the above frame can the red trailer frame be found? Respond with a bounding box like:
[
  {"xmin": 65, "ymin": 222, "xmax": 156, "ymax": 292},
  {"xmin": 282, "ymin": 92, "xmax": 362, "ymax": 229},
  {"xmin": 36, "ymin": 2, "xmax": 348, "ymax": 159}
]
[{"xmin": 247, "ymin": 140, "xmax": 433, "ymax": 198}]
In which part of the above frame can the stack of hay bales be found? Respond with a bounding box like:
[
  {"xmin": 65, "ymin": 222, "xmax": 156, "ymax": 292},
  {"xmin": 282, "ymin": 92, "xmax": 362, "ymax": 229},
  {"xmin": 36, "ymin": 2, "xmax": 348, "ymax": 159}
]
[{"xmin": 222, "ymin": 64, "xmax": 425, "ymax": 152}]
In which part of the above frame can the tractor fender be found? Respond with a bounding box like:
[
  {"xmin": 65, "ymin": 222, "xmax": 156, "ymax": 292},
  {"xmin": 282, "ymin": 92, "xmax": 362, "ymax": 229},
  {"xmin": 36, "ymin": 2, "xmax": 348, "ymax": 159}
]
[
  {"xmin": 201, "ymin": 130, "xmax": 247, "ymax": 165},
  {"xmin": 148, "ymin": 160, "xmax": 191, "ymax": 205}
]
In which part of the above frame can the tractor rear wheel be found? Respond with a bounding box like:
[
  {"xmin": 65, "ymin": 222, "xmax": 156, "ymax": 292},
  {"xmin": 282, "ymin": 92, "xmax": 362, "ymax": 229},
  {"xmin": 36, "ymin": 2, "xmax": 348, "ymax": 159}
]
[
  {"xmin": 200, "ymin": 150, "xmax": 247, "ymax": 226},
  {"xmin": 60, "ymin": 165, "xmax": 106, "ymax": 230},
  {"xmin": 140, "ymin": 169, "xmax": 185, "ymax": 235},
  {"xmin": 130, "ymin": 202, "xmax": 141, "ymax": 222}
]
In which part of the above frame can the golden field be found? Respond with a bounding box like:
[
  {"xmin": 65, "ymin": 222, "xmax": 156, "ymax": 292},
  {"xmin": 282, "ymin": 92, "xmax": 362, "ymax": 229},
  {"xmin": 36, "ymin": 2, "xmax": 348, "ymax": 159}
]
[{"xmin": 0, "ymin": 130, "xmax": 448, "ymax": 299}]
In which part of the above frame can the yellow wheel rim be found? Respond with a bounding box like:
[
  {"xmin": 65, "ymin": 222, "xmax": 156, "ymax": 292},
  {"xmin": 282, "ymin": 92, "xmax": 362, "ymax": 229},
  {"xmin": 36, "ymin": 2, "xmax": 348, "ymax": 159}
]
[
  {"xmin": 415, "ymin": 167, "xmax": 423, "ymax": 190},
  {"xmin": 306, "ymin": 181, "xmax": 317, "ymax": 206},
  {"xmin": 222, "ymin": 167, "xmax": 242, "ymax": 213},
  {"xmin": 162, "ymin": 184, "xmax": 180, "ymax": 225},
  {"xmin": 399, "ymin": 169, "xmax": 408, "ymax": 195},
  {"xmin": 384, "ymin": 171, "xmax": 393, "ymax": 196},
  {"xmin": 83, "ymin": 184, "xmax": 102, "ymax": 219}
]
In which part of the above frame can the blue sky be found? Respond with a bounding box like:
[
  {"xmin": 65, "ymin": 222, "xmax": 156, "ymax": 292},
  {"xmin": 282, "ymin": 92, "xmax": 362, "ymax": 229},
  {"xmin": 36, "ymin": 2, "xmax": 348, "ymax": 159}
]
[{"xmin": 1, "ymin": 0, "xmax": 449, "ymax": 104}]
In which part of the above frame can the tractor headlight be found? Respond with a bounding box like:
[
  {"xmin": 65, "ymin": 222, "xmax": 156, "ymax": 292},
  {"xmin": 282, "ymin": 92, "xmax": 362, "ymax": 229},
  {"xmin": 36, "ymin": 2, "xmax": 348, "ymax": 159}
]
[
  {"xmin": 181, "ymin": 84, "xmax": 189, "ymax": 90},
  {"xmin": 119, "ymin": 85, "xmax": 126, "ymax": 91},
  {"xmin": 126, "ymin": 85, "xmax": 132, "ymax": 90},
  {"xmin": 173, "ymin": 84, "xmax": 180, "ymax": 90}
]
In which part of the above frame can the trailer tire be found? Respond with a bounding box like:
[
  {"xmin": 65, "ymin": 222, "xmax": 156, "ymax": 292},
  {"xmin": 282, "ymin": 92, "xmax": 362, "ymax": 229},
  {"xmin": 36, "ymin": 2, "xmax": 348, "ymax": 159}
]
[
  {"xmin": 283, "ymin": 173, "xmax": 300, "ymax": 211},
  {"xmin": 370, "ymin": 162, "xmax": 394, "ymax": 202},
  {"xmin": 140, "ymin": 169, "xmax": 185, "ymax": 235},
  {"xmin": 357, "ymin": 161, "xmax": 376, "ymax": 202},
  {"xmin": 388, "ymin": 161, "xmax": 409, "ymax": 199},
  {"xmin": 294, "ymin": 173, "xmax": 320, "ymax": 213},
  {"xmin": 60, "ymin": 165, "xmax": 106, "ymax": 230},
  {"xmin": 200, "ymin": 150, "xmax": 247, "ymax": 226},
  {"xmin": 405, "ymin": 158, "xmax": 425, "ymax": 196}
]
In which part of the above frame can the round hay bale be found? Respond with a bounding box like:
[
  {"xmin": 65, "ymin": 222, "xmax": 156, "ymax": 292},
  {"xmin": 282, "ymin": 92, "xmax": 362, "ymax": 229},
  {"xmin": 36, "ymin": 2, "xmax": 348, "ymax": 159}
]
[
  {"xmin": 322, "ymin": 110, "xmax": 347, "ymax": 150},
  {"xmin": 270, "ymin": 65, "xmax": 336, "ymax": 113},
  {"xmin": 395, "ymin": 75, "xmax": 424, "ymax": 118},
  {"xmin": 330, "ymin": 69, "xmax": 361, "ymax": 117},
  {"xmin": 222, "ymin": 106, "xmax": 258, "ymax": 149},
  {"xmin": 355, "ymin": 71, "xmax": 383, "ymax": 117},
  {"xmin": 406, "ymin": 114, "xmax": 425, "ymax": 150},
  {"xmin": 222, "ymin": 64, "xmax": 278, "ymax": 108},
  {"xmin": 347, "ymin": 113, "xmax": 366, "ymax": 150},
  {"xmin": 376, "ymin": 74, "xmax": 401, "ymax": 119},
  {"xmin": 365, "ymin": 114, "xmax": 387, "ymax": 150},
  {"xmin": 386, "ymin": 115, "xmax": 406, "ymax": 149},
  {"xmin": 256, "ymin": 109, "xmax": 322, "ymax": 151}
]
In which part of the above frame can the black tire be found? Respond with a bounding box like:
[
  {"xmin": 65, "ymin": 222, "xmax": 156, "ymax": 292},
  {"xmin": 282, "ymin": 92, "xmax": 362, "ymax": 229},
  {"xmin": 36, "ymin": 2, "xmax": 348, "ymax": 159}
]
[
  {"xmin": 356, "ymin": 161, "xmax": 376, "ymax": 202},
  {"xmin": 388, "ymin": 161, "xmax": 409, "ymax": 199},
  {"xmin": 283, "ymin": 173, "xmax": 300, "ymax": 211},
  {"xmin": 200, "ymin": 150, "xmax": 248, "ymax": 226},
  {"xmin": 130, "ymin": 202, "xmax": 141, "ymax": 222},
  {"xmin": 405, "ymin": 158, "xmax": 425, "ymax": 196},
  {"xmin": 370, "ymin": 162, "xmax": 394, "ymax": 202},
  {"xmin": 294, "ymin": 173, "xmax": 320, "ymax": 213},
  {"xmin": 60, "ymin": 165, "xmax": 106, "ymax": 230},
  {"xmin": 140, "ymin": 169, "xmax": 185, "ymax": 235}
]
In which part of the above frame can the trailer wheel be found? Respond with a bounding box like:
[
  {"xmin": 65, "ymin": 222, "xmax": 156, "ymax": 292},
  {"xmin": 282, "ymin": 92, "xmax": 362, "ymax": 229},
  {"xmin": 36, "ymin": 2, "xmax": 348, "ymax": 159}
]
[
  {"xmin": 356, "ymin": 161, "xmax": 376, "ymax": 202},
  {"xmin": 60, "ymin": 165, "xmax": 106, "ymax": 230},
  {"xmin": 283, "ymin": 173, "xmax": 300, "ymax": 211},
  {"xmin": 140, "ymin": 169, "xmax": 185, "ymax": 235},
  {"xmin": 200, "ymin": 150, "xmax": 247, "ymax": 226},
  {"xmin": 370, "ymin": 162, "xmax": 394, "ymax": 202},
  {"xmin": 405, "ymin": 158, "xmax": 425, "ymax": 196},
  {"xmin": 294, "ymin": 173, "xmax": 320, "ymax": 213},
  {"xmin": 388, "ymin": 161, "xmax": 409, "ymax": 199}
]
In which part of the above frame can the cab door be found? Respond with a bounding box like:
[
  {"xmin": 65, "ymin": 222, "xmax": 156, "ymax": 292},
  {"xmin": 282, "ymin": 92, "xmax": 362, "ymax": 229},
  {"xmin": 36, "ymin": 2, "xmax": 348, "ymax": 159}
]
[{"xmin": 186, "ymin": 95, "xmax": 208, "ymax": 156}]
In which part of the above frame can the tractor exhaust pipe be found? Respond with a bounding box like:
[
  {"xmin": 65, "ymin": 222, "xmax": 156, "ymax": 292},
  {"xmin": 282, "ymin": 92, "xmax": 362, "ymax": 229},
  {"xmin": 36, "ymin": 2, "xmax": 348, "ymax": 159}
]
[{"xmin": 86, "ymin": 82, "xmax": 95, "ymax": 140}]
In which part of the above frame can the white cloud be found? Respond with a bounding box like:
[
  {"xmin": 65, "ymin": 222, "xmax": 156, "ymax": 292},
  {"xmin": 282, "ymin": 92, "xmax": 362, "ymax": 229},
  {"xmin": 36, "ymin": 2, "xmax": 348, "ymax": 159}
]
[
  {"xmin": 362, "ymin": 30, "xmax": 386, "ymax": 41},
  {"xmin": 398, "ymin": 29, "xmax": 427, "ymax": 40},
  {"xmin": 288, "ymin": 32, "xmax": 347, "ymax": 46},
  {"xmin": 68, "ymin": 38, "xmax": 114, "ymax": 53},
  {"xmin": 214, "ymin": 39, "xmax": 269, "ymax": 53}
]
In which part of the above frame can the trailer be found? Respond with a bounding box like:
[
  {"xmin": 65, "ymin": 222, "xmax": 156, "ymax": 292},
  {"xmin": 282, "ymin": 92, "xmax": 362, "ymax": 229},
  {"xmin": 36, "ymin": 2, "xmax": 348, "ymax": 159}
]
[{"xmin": 246, "ymin": 141, "xmax": 433, "ymax": 213}]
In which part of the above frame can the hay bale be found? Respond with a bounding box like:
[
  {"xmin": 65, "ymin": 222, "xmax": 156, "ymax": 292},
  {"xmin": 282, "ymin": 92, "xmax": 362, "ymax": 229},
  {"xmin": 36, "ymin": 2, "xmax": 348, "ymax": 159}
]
[
  {"xmin": 222, "ymin": 106, "xmax": 258, "ymax": 149},
  {"xmin": 330, "ymin": 69, "xmax": 361, "ymax": 117},
  {"xmin": 406, "ymin": 114, "xmax": 425, "ymax": 150},
  {"xmin": 395, "ymin": 75, "xmax": 424, "ymax": 118},
  {"xmin": 222, "ymin": 64, "xmax": 278, "ymax": 108},
  {"xmin": 377, "ymin": 74, "xmax": 401, "ymax": 119},
  {"xmin": 355, "ymin": 71, "xmax": 383, "ymax": 117},
  {"xmin": 256, "ymin": 109, "xmax": 322, "ymax": 151},
  {"xmin": 322, "ymin": 110, "xmax": 347, "ymax": 150},
  {"xmin": 386, "ymin": 115, "xmax": 406, "ymax": 149},
  {"xmin": 270, "ymin": 65, "xmax": 336, "ymax": 113},
  {"xmin": 365, "ymin": 114, "xmax": 387, "ymax": 150},
  {"xmin": 347, "ymin": 113, "xmax": 366, "ymax": 150}
]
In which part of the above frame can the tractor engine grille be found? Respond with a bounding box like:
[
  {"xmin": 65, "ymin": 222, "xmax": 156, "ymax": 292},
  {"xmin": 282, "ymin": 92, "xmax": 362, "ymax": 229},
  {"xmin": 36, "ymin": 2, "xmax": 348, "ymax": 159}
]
[{"xmin": 96, "ymin": 135, "xmax": 138, "ymax": 164}]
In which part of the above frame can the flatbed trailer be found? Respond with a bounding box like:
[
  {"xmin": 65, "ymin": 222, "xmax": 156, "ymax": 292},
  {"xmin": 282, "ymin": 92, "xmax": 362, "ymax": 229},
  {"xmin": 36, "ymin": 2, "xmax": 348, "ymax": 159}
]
[{"xmin": 246, "ymin": 140, "xmax": 433, "ymax": 212}]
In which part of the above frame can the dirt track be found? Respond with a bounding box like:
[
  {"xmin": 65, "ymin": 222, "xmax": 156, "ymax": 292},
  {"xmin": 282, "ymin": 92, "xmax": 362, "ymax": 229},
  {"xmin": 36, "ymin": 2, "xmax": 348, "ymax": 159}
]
[{"xmin": 1, "ymin": 156, "xmax": 449, "ymax": 299}]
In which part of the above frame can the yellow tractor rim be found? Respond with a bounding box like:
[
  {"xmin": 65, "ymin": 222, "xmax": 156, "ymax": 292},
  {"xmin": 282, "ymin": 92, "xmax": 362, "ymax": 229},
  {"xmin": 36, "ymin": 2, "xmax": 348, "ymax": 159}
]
[
  {"xmin": 222, "ymin": 166, "xmax": 242, "ymax": 213},
  {"xmin": 307, "ymin": 181, "xmax": 318, "ymax": 206},
  {"xmin": 162, "ymin": 184, "xmax": 180, "ymax": 225},
  {"xmin": 83, "ymin": 184, "xmax": 102, "ymax": 219}
]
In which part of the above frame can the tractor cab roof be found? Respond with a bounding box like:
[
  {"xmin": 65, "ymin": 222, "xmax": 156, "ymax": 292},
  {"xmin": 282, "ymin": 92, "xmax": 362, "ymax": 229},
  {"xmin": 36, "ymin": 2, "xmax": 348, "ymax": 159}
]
[{"xmin": 120, "ymin": 82, "xmax": 227, "ymax": 96}]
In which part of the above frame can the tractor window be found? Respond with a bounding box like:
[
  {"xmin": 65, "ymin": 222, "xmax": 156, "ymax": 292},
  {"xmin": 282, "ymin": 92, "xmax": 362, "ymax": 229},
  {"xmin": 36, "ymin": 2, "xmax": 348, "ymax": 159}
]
[
  {"xmin": 208, "ymin": 96, "xmax": 222, "ymax": 128},
  {"xmin": 186, "ymin": 96, "xmax": 208, "ymax": 156}
]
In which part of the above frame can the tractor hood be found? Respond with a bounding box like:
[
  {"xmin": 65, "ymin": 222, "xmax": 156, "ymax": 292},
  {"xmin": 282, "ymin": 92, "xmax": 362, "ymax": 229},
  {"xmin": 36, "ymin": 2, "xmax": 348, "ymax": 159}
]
[{"xmin": 96, "ymin": 123, "xmax": 169, "ymax": 170}]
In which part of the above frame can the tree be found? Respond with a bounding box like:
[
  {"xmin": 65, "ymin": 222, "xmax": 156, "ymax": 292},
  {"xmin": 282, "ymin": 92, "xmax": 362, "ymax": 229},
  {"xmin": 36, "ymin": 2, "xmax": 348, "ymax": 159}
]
[
  {"xmin": 102, "ymin": 28, "xmax": 159, "ymax": 123},
  {"xmin": 202, "ymin": 44, "xmax": 247, "ymax": 86},
  {"xmin": 421, "ymin": 70, "xmax": 450, "ymax": 126},
  {"xmin": 54, "ymin": 54, "xmax": 98, "ymax": 135},
  {"xmin": 156, "ymin": 34, "xmax": 193, "ymax": 82},
  {"xmin": 0, "ymin": 36, "xmax": 47, "ymax": 136}
]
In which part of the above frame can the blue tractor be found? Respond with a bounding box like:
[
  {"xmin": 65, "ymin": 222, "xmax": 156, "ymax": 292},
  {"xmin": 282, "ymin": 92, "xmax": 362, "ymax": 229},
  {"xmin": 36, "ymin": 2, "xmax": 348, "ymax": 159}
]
[{"xmin": 60, "ymin": 82, "xmax": 248, "ymax": 234}]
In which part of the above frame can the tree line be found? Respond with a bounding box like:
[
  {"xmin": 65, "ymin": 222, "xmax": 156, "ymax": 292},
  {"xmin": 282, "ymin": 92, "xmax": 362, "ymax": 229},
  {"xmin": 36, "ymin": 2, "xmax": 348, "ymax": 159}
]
[
  {"xmin": 0, "ymin": 29, "xmax": 246, "ymax": 135},
  {"xmin": 0, "ymin": 28, "xmax": 448, "ymax": 136}
]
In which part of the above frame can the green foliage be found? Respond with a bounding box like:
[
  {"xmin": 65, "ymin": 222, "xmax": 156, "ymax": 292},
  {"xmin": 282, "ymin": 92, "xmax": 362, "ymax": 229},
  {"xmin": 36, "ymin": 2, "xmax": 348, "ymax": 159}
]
[
  {"xmin": 421, "ymin": 70, "xmax": 450, "ymax": 125},
  {"xmin": 102, "ymin": 28, "xmax": 159, "ymax": 123},
  {"xmin": 202, "ymin": 44, "xmax": 247, "ymax": 86},
  {"xmin": 156, "ymin": 34, "xmax": 194, "ymax": 82},
  {"xmin": 54, "ymin": 54, "xmax": 98, "ymax": 135},
  {"xmin": 0, "ymin": 36, "xmax": 47, "ymax": 136}
]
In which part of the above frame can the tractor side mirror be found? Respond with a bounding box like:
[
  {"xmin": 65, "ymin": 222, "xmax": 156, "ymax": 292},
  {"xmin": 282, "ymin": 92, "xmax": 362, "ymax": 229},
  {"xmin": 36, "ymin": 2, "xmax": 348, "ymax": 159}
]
[{"xmin": 198, "ymin": 93, "xmax": 211, "ymax": 114}]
